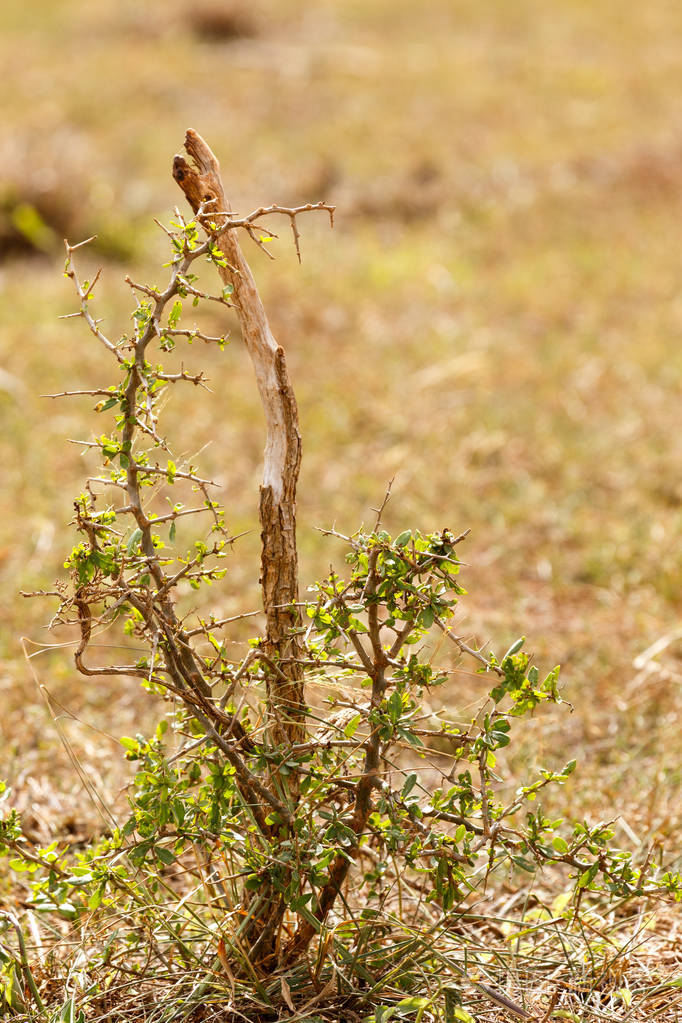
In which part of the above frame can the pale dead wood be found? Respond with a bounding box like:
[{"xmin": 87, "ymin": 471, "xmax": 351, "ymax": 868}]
[{"xmin": 173, "ymin": 129, "xmax": 309, "ymax": 751}]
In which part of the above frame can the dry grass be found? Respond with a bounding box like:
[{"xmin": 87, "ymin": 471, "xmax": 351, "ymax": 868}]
[{"xmin": 2, "ymin": 0, "xmax": 682, "ymax": 1017}]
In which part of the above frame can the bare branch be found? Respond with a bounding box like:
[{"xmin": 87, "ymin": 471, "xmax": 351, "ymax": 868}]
[
  {"xmin": 63, "ymin": 241, "xmax": 124, "ymax": 363},
  {"xmin": 434, "ymin": 615, "xmax": 504, "ymax": 676},
  {"xmin": 173, "ymin": 128, "xmax": 311, "ymax": 755}
]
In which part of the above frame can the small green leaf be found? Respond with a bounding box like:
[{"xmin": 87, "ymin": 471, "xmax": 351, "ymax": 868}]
[
  {"xmin": 343, "ymin": 712, "xmax": 362, "ymax": 738},
  {"xmin": 503, "ymin": 636, "xmax": 525, "ymax": 660},
  {"xmin": 127, "ymin": 528, "xmax": 142, "ymax": 554},
  {"xmin": 60, "ymin": 997, "xmax": 76, "ymax": 1023},
  {"xmin": 401, "ymin": 772, "xmax": 418, "ymax": 798},
  {"xmin": 419, "ymin": 606, "xmax": 435, "ymax": 629},
  {"xmin": 154, "ymin": 846, "xmax": 176, "ymax": 865},
  {"xmin": 396, "ymin": 996, "xmax": 431, "ymax": 1014},
  {"xmin": 168, "ymin": 300, "xmax": 182, "ymax": 327},
  {"xmin": 578, "ymin": 862, "xmax": 599, "ymax": 889},
  {"xmin": 88, "ymin": 887, "xmax": 103, "ymax": 910}
]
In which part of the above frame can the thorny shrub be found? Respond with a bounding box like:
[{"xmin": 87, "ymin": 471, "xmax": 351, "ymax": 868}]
[{"xmin": 1, "ymin": 206, "xmax": 681, "ymax": 1022}]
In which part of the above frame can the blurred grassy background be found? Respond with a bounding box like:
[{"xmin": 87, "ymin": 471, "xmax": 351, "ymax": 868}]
[{"xmin": 2, "ymin": 0, "xmax": 682, "ymax": 857}]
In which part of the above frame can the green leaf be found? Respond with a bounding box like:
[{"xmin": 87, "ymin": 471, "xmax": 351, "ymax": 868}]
[
  {"xmin": 616, "ymin": 988, "xmax": 632, "ymax": 1007},
  {"xmin": 502, "ymin": 636, "xmax": 525, "ymax": 660},
  {"xmin": 154, "ymin": 846, "xmax": 176, "ymax": 865},
  {"xmin": 374, "ymin": 1008, "xmax": 398, "ymax": 1023},
  {"xmin": 419, "ymin": 606, "xmax": 435, "ymax": 629},
  {"xmin": 396, "ymin": 996, "xmax": 430, "ymax": 1012},
  {"xmin": 172, "ymin": 798, "xmax": 185, "ymax": 827},
  {"xmin": 395, "ymin": 530, "xmax": 412, "ymax": 548},
  {"xmin": 127, "ymin": 528, "xmax": 142, "ymax": 554},
  {"xmin": 122, "ymin": 817, "xmax": 137, "ymax": 837},
  {"xmin": 343, "ymin": 712, "xmax": 362, "ymax": 738},
  {"xmin": 397, "ymin": 726, "xmax": 424, "ymax": 747},
  {"xmin": 60, "ymin": 997, "xmax": 76, "ymax": 1023},
  {"xmin": 387, "ymin": 691, "xmax": 403, "ymax": 724},
  {"xmin": 88, "ymin": 886, "xmax": 103, "ymax": 910},
  {"xmin": 578, "ymin": 862, "xmax": 599, "ymax": 889},
  {"xmin": 401, "ymin": 773, "xmax": 418, "ymax": 798},
  {"xmin": 168, "ymin": 300, "xmax": 182, "ymax": 327}
]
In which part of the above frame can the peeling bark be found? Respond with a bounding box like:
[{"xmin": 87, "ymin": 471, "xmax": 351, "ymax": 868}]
[{"xmin": 173, "ymin": 130, "xmax": 305, "ymax": 750}]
